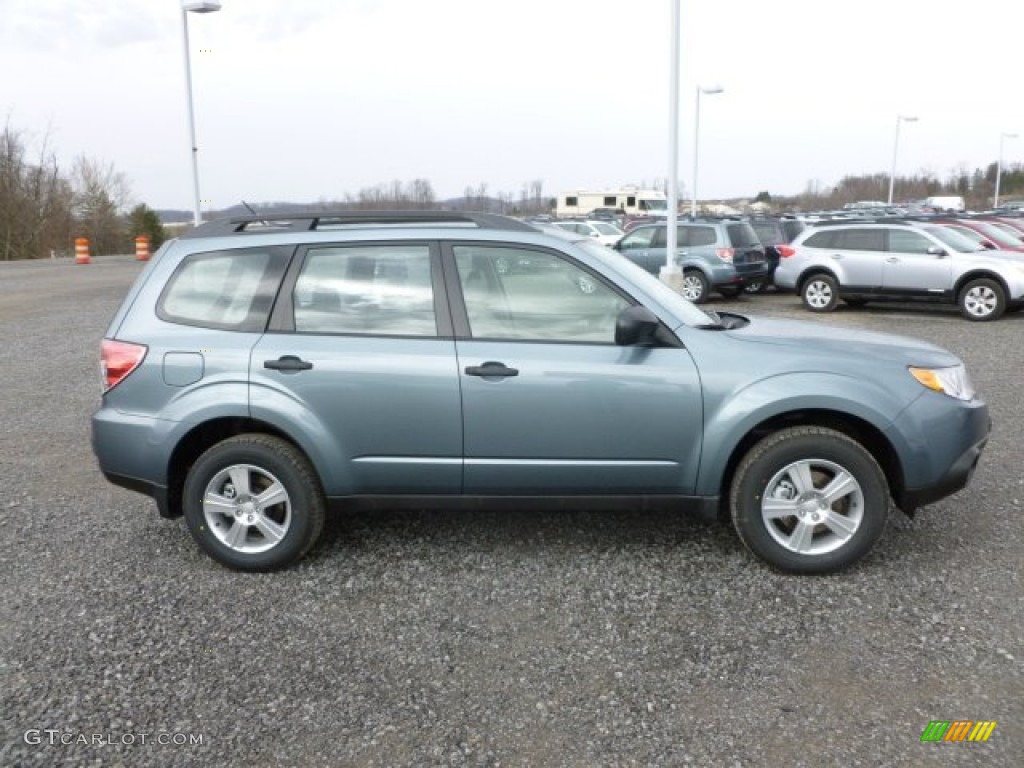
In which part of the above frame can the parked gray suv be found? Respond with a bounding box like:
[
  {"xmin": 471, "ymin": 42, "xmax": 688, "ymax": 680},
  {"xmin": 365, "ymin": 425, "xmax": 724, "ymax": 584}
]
[
  {"xmin": 775, "ymin": 220, "xmax": 1024, "ymax": 320},
  {"xmin": 93, "ymin": 211, "xmax": 989, "ymax": 574},
  {"xmin": 613, "ymin": 219, "xmax": 769, "ymax": 302}
]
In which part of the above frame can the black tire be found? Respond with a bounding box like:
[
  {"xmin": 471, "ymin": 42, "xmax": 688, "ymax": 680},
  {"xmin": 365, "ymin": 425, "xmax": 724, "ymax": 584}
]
[
  {"xmin": 801, "ymin": 274, "xmax": 839, "ymax": 312},
  {"xmin": 957, "ymin": 277, "xmax": 1006, "ymax": 321},
  {"xmin": 718, "ymin": 285, "xmax": 743, "ymax": 298},
  {"xmin": 183, "ymin": 434, "xmax": 326, "ymax": 572},
  {"xmin": 681, "ymin": 270, "xmax": 709, "ymax": 304},
  {"xmin": 730, "ymin": 427, "xmax": 888, "ymax": 574}
]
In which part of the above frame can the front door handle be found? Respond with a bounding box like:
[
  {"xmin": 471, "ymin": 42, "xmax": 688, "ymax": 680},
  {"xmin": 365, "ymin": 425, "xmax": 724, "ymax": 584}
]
[
  {"xmin": 465, "ymin": 361, "xmax": 519, "ymax": 378},
  {"xmin": 264, "ymin": 355, "xmax": 313, "ymax": 372}
]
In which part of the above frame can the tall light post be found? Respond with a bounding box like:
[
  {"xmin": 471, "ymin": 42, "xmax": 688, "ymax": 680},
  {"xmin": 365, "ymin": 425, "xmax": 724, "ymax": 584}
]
[
  {"xmin": 181, "ymin": 0, "xmax": 222, "ymax": 227},
  {"xmin": 663, "ymin": 0, "xmax": 681, "ymax": 285},
  {"xmin": 887, "ymin": 114, "xmax": 918, "ymax": 205},
  {"xmin": 691, "ymin": 85, "xmax": 723, "ymax": 217},
  {"xmin": 994, "ymin": 131, "xmax": 1018, "ymax": 208}
]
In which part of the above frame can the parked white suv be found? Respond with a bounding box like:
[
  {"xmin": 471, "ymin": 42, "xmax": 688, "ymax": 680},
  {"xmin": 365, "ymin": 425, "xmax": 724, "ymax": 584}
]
[{"xmin": 774, "ymin": 220, "xmax": 1024, "ymax": 320}]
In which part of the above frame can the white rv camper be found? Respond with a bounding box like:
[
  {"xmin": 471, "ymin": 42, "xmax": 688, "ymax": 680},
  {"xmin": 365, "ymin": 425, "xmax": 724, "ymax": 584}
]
[{"xmin": 556, "ymin": 187, "xmax": 668, "ymax": 218}]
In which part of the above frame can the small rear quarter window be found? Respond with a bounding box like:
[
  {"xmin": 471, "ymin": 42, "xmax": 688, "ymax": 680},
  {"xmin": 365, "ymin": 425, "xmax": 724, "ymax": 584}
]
[{"xmin": 158, "ymin": 247, "xmax": 289, "ymax": 332}]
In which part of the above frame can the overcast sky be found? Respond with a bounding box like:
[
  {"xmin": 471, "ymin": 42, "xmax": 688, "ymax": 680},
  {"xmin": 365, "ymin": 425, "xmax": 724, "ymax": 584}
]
[{"xmin": 2, "ymin": 0, "xmax": 1022, "ymax": 211}]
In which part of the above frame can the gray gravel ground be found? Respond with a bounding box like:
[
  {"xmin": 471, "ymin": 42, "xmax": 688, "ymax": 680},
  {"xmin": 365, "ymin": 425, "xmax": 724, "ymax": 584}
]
[{"xmin": 1, "ymin": 256, "xmax": 1021, "ymax": 767}]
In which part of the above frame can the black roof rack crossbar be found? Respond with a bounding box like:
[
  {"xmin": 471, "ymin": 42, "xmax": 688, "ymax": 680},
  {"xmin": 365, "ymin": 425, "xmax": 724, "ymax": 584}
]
[{"xmin": 182, "ymin": 210, "xmax": 538, "ymax": 238}]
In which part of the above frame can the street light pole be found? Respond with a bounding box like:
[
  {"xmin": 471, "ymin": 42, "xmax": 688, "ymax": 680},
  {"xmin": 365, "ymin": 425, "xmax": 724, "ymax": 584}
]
[
  {"xmin": 994, "ymin": 131, "xmax": 1018, "ymax": 209},
  {"xmin": 663, "ymin": 0, "xmax": 681, "ymax": 281},
  {"xmin": 887, "ymin": 114, "xmax": 918, "ymax": 205},
  {"xmin": 691, "ymin": 85, "xmax": 723, "ymax": 217},
  {"xmin": 181, "ymin": 1, "xmax": 222, "ymax": 228}
]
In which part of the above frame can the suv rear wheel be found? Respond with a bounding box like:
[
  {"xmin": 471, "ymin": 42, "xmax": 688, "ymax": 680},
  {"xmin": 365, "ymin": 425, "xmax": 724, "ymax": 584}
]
[
  {"xmin": 183, "ymin": 435, "xmax": 325, "ymax": 571},
  {"xmin": 730, "ymin": 427, "xmax": 888, "ymax": 573},
  {"xmin": 801, "ymin": 274, "xmax": 839, "ymax": 312},
  {"xmin": 958, "ymin": 278, "xmax": 1006, "ymax": 321}
]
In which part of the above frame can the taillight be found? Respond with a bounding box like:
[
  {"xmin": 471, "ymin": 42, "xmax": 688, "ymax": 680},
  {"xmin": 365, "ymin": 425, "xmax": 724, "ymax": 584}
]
[
  {"xmin": 777, "ymin": 245, "xmax": 796, "ymax": 258},
  {"xmin": 101, "ymin": 339, "xmax": 147, "ymax": 392},
  {"xmin": 716, "ymin": 248, "xmax": 735, "ymax": 262}
]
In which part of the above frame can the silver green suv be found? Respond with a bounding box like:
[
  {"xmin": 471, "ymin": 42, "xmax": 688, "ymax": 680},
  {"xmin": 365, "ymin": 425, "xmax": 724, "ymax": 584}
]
[{"xmin": 92, "ymin": 211, "xmax": 989, "ymax": 574}]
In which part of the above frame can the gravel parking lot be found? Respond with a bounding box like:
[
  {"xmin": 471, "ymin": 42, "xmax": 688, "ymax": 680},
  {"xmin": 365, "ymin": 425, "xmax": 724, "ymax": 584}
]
[{"xmin": 1, "ymin": 255, "xmax": 1021, "ymax": 767}]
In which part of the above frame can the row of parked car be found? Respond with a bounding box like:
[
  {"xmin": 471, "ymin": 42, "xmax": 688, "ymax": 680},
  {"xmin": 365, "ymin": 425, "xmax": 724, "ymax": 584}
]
[{"xmin": 539, "ymin": 212, "xmax": 1024, "ymax": 320}]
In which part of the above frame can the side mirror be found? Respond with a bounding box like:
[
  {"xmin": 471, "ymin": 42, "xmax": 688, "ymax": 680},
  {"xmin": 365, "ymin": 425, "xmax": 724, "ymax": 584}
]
[
  {"xmin": 615, "ymin": 305, "xmax": 660, "ymax": 346},
  {"xmin": 981, "ymin": 240, "xmax": 996, "ymax": 250},
  {"xmin": 926, "ymin": 245, "xmax": 948, "ymax": 257}
]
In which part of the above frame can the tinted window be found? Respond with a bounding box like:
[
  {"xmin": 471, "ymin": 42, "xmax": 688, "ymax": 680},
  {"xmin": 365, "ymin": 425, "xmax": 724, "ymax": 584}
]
[
  {"xmin": 802, "ymin": 230, "xmax": 836, "ymax": 249},
  {"xmin": 293, "ymin": 245, "xmax": 436, "ymax": 336},
  {"xmin": 726, "ymin": 223, "xmax": 760, "ymax": 247},
  {"xmin": 750, "ymin": 221, "xmax": 785, "ymax": 245},
  {"xmin": 454, "ymin": 246, "xmax": 629, "ymax": 343},
  {"xmin": 834, "ymin": 229, "xmax": 884, "ymax": 251},
  {"xmin": 687, "ymin": 226, "xmax": 717, "ymax": 247},
  {"xmin": 158, "ymin": 248, "xmax": 284, "ymax": 332},
  {"xmin": 781, "ymin": 220, "xmax": 806, "ymax": 242}
]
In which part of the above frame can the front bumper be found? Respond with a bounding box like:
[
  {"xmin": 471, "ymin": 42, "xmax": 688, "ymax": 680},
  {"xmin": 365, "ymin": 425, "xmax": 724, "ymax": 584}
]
[{"xmin": 887, "ymin": 394, "xmax": 991, "ymax": 514}]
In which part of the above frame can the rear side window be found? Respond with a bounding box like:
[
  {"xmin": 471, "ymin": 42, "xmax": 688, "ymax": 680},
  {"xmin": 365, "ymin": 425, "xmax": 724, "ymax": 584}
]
[
  {"xmin": 293, "ymin": 244, "xmax": 436, "ymax": 336},
  {"xmin": 834, "ymin": 229, "xmax": 884, "ymax": 251},
  {"xmin": 686, "ymin": 226, "xmax": 717, "ymax": 247},
  {"xmin": 750, "ymin": 221, "xmax": 784, "ymax": 245},
  {"xmin": 158, "ymin": 247, "xmax": 288, "ymax": 332}
]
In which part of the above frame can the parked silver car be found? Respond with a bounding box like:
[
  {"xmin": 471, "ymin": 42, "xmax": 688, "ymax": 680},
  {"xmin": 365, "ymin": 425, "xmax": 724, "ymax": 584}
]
[{"xmin": 774, "ymin": 220, "xmax": 1024, "ymax": 320}]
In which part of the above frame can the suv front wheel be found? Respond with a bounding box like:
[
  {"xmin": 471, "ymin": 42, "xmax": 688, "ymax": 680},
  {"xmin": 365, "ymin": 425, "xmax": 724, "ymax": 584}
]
[
  {"xmin": 801, "ymin": 274, "xmax": 839, "ymax": 312},
  {"xmin": 730, "ymin": 427, "xmax": 888, "ymax": 573},
  {"xmin": 958, "ymin": 277, "xmax": 1006, "ymax": 321},
  {"xmin": 183, "ymin": 435, "xmax": 326, "ymax": 571},
  {"xmin": 681, "ymin": 270, "xmax": 709, "ymax": 303}
]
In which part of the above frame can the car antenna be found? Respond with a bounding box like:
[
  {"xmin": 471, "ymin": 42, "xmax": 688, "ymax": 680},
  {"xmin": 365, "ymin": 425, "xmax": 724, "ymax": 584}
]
[{"xmin": 241, "ymin": 200, "xmax": 271, "ymax": 227}]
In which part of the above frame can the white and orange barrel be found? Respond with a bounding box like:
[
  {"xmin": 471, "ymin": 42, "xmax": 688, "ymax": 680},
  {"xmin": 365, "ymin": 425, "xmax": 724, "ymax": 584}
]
[
  {"xmin": 135, "ymin": 235, "xmax": 151, "ymax": 261},
  {"xmin": 74, "ymin": 238, "xmax": 91, "ymax": 265}
]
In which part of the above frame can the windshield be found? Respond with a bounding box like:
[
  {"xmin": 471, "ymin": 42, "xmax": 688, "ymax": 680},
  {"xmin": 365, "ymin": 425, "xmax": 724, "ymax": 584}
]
[
  {"xmin": 923, "ymin": 225, "xmax": 985, "ymax": 252},
  {"xmin": 575, "ymin": 240, "xmax": 713, "ymax": 326},
  {"xmin": 639, "ymin": 199, "xmax": 667, "ymax": 212},
  {"xmin": 591, "ymin": 222, "xmax": 623, "ymax": 236},
  {"xmin": 969, "ymin": 221, "xmax": 1023, "ymax": 248}
]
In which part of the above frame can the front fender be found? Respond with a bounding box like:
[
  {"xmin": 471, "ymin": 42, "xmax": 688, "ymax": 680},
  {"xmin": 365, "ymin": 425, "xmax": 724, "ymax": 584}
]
[{"xmin": 695, "ymin": 371, "xmax": 917, "ymax": 496}]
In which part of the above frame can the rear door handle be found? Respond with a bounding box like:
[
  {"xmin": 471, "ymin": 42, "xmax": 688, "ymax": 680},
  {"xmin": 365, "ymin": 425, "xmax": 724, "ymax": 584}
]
[
  {"xmin": 465, "ymin": 361, "xmax": 519, "ymax": 378},
  {"xmin": 264, "ymin": 355, "xmax": 313, "ymax": 372}
]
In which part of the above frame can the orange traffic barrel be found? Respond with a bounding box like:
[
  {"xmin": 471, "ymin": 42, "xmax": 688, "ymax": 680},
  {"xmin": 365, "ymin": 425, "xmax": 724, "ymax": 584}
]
[
  {"xmin": 135, "ymin": 235, "xmax": 151, "ymax": 261},
  {"xmin": 74, "ymin": 238, "xmax": 91, "ymax": 265}
]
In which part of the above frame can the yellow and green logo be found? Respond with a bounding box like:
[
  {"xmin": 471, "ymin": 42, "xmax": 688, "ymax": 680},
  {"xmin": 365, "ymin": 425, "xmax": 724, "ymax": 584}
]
[{"xmin": 920, "ymin": 720, "xmax": 997, "ymax": 742}]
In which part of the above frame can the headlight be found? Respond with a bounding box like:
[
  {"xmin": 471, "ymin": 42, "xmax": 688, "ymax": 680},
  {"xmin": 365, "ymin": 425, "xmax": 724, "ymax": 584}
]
[{"xmin": 909, "ymin": 365, "xmax": 975, "ymax": 401}]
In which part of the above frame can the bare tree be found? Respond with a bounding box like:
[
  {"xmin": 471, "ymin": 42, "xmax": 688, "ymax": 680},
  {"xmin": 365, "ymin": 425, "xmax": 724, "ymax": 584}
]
[
  {"xmin": 0, "ymin": 124, "xmax": 73, "ymax": 260},
  {"xmin": 72, "ymin": 156, "xmax": 132, "ymax": 255}
]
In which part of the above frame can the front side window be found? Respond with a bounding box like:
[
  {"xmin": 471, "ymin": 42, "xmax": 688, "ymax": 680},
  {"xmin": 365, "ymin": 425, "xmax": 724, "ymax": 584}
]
[
  {"xmin": 293, "ymin": 245, "xmax": 436, "ymax": 336},
  {"xmin": 454, "ymin": 246, "xmax": 629, "ymax": 343},
  {"xmin": 158, "ymin": 248, "xmax": 283, "ymax": 332},
  {"xmin": 887, "ymin": 229, "xmax": 932, "ymax": 254},
  {"xmin": 619, "ymin": 227, "xmax": 658, "ymax": 250}
]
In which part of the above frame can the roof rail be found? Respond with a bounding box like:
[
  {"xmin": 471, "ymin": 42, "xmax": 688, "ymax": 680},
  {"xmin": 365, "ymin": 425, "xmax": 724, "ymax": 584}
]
[{"xmin": 181, "ymin": 210, "xmax": 539, "ymax": 238}]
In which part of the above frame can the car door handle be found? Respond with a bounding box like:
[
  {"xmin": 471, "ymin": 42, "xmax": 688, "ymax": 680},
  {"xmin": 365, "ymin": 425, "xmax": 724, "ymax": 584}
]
[
  {"xmin": 886, "ymin": 257, "xmax": 899, "ymax": 263},
  {"xmin": 830, "ymin": 253, "xmax": 843, "ymax": 260},
  {"xmin": 264, "ymin": 355, "xmax": 313, "ymax": 372},
  {"xmin": 465, "ymin": 361, "xmax": 519, "ymax": 378}
]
